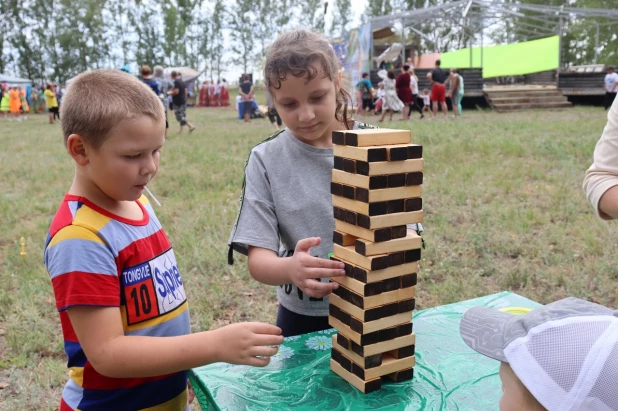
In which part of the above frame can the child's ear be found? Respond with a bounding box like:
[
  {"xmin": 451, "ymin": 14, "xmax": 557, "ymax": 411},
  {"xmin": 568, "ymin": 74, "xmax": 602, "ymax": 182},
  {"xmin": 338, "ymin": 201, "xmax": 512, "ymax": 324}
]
[
  {"xmin": 66, "ymin": 134, "xmax": 90, "ymax": 166},
  {"xmin": 336, "ymin": 71, "xmax": 343, "ymax": 91}
]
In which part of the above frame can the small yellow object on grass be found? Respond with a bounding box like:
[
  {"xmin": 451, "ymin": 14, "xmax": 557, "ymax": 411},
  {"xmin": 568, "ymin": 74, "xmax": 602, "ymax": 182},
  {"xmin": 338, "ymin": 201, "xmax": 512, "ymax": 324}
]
[{"xmin": 20, "ymin": 236, "xmax": 26, "ymax": 258}]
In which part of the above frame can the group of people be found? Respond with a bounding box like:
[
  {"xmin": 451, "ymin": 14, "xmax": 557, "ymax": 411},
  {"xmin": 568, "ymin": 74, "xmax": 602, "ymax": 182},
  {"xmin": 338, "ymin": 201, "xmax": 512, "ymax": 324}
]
[
  {"xmin": 197, "ymin": 79, "xmax": 230, "ymax": 107},
  {"xmin": 0, "ymin": 82, "xmax": 60, "ymax": 123},
  {"xmin": 355, "ymin": 59, "xmax": 464, "ymax": 122},
  {"xmin": 40, "ymin": 26, "xmax": 618, "ymax": 411}
]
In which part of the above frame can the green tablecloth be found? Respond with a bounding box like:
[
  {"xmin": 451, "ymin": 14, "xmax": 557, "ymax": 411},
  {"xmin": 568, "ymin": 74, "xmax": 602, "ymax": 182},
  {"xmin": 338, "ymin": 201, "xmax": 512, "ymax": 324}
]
[{"xmin": 190, "ymin": 291, "xmax": 540, "ymax": 411}]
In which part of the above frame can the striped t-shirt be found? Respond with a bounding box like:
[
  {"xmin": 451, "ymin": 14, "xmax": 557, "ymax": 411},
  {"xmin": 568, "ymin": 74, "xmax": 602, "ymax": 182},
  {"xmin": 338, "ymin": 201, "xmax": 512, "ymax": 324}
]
[{"xmin": 44, "ymin": 194, "xmax": 191, "ymax": 410}]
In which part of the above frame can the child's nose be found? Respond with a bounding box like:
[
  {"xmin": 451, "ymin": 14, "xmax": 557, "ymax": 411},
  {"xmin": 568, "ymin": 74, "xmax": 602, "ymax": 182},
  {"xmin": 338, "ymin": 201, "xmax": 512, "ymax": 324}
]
[{"xmin": 298, "ymin": 105, "xmax": 315, "ymax": 122}]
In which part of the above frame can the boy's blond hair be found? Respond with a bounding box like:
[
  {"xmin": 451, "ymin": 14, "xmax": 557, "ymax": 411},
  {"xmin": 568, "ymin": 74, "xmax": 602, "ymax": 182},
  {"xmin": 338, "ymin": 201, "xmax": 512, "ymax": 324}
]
[{"xmin": 60, "ymin": 69, "xmax": 164, "ymax": 149}]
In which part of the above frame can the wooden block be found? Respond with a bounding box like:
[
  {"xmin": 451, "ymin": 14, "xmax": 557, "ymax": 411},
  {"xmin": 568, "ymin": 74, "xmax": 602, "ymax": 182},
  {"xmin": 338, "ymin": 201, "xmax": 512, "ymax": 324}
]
[
  {"xmin": 355, "ymin": 230, "xmax": 422, "ymax": 257},
  {"xmin": 331, "ymin": 182, "xmax": 343, "ymax": 197},
  {"xmin": 401, "ymin": 273, "xmax": 418, "ymax": 288},
  {"xmin": 382, "ymin": 277, "xmax": 401, "ymax": 292},
  {"xmin": 388, "ymin": 344, "xmax": 416, "ymax": 359},
  {"xmin": 333, "ymin": 283, "xmax": 415, "ymax": 310},
  {"xmin": 332, "ymin": 336, "xmax": 383, "ymax": 369},
  {"xmin": 357, "ymin": 211, "xmax": 423, "ymax": 230},
  {"xmin": 330, "ymin": 257, "xmax": 356, "ymax": 278},
  {"xmin": 333, "ymin": 230, "xmax": 357, "ymax": 247},
  {"xmin": 334, "ymin": 156, "xmax": 344, "ymax": 171},
  {"xmin": 391, "ymin": 225, "xmax": 407, "ymax": 239},
  {"xmin": 330, "ymin": 293, "xmax": 412, "ymax": 327},
  {"xmin": 355, "ymin": 186, "xmax": 421, "ymax": 204},
  {"xmin": 408, "ymin": 145, "xmax": 422, "ymax": 159},
  {"xmin": 350, "ymin": 333, "xmax": 416, "ymax": 357},
  {"xmin": 405, "ymin": 198, "xmax": 423, "ymax": 212},
  {"xmin": 405, "ymin": 172, "xmax": 423, "ymax": 186},
  {"xmin": 331, "ymin": 346, "xmax": 352, "ymax": 371},
  {"xmin": 329, "ymin": 305, "xmax": 351, "ymax": 326},
  {"xmin": 355, "ymin": 159, "xmax": 424, "ymax": 176},
  {"xmin": 387, "ymin": 251, "xmax": 405, "ymax": 267},
  {"xmin": 344, "ymin": 129, "xmax": 411, "ymax": 147},
  {"xmin": 332, "ymin": 131, "xmax": 346, "ymax": 145},
  {"xmin": 386, "ymin": 199, "xmax": 405, "ymax": 214},
  {"xmin": 343, "ymin": 158, "xmax": 357, "ymax": 174},
  {"xmin": 398, "ymin": 298, "xmax": 416, "ymax": 313},
  {"xmin": 387, "ymin": 145, "xmax": 409, "ymax": 161},
  {"xmin": 342, "ymin": 184, "xmax": 356, "ymax": 200},
  {"xmin": 333, "ymin": 244, "xmax": 390, "ymax": 271},
  {"xmin": 388, "ymin": 174, "xmax": 406, "ymax": 188},
  {"xmin": 405, "ymin": 249, "xmax": 421, "ymax": 263},
  {"xmin": 335, "ymin": 195, "xmax": 421, "ymax": 218},
  {"xmin": 330, "ymin": 276, "xmax": 384, "ymax": 298},
  {"xmin": 330, "ymin": 359, "xmax": 382, "ymax": 394},
  {"xmin": 385, "ymin": 367, "xmax": 414, "ymax": 382},
  {"xmin": 329, "ymin": 315, "xmax": 380, "ymax": 346},
  {"xmin": 335, "ymin": 220, "xmax": 399, "ymax": 243},
  {"xmin": 350, "ymin": 262, "xmax": 419, "ymax": 284},
  {"xmin": 333, "ymin": 145, "xmax": 388, "ymax": 163},
  {"xmin": 351, "ymin": 353, "xmax": 416, "ymax": 380},
  {"xmin": 332, "ymin": 169, "xmax": 388, "ymax": 190}
]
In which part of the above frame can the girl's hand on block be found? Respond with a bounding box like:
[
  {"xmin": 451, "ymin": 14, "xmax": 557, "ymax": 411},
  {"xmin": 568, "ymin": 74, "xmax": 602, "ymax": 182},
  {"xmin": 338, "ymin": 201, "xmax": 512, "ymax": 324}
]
[
  {"xmin": 213, "ymin": 322, "xmax": 283, "ymax": 367},
  {"xmin": 290, "ymin": 237, "xmax": 346, "ymax": 299}
]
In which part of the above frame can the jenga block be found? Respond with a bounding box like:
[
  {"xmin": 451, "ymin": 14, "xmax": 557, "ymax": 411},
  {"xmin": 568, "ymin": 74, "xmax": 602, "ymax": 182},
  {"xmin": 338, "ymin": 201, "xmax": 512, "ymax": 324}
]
[
  {"xmin": 330, "ymin": 296, "xmax": 414, "ymax": 332},
  {"xmin": 386, "ymin": 199, "xmax": 405, "ymax": 213},
  {"xmin": 333, "ymin": 282, "xmax": 416, "ymax": 310},
  {"xmin": 346, "ymin": 333, "xmax": 416, "ymax": 357},
  {"xmin": 332, "ymin": 169, "xmax": 389, "ymax": 190},
  {"xmin": 385, "ymin": 368, "xmax": 414, "ymax": 382},
  {"xmin": 333, "ymin": 206, "xmax": 358, "ymax": 225},
  {"xmin": 332, "ymin": 337, "xmax": 383, "ymax": 369},
  {"xmin": 351, "ymin": 354, "xmax": 416, "ymax": 380},
  {"xmin": 335, "ymin": 220, "xmax": 406, "ymax": 243},
  {"xmin": 333, "ymin": 145, "xmax": 388, "ymax": 163},
  {"xmin": 387, "ymin": 344, "xmax": 416, "ymax": 359},
  {"xmin": 330, "ymin": 359, "xmax": 382, "ymax": 394},
  {"xmin": 355, "ymin": 230, "xmax": 422, "ymax": 257},
  {"xmin": 333, "ymin": 244, "xmax": 390, "ymax": 271},
  {"xmin": 331, "ymin": 346, "xmax": 352, "ymax": 371},
  {"xmin": 339, "ymin": 129, "xmax": 410, "ymax": 147},
  {"xmin": 333, "ymin": 231, "xmax": 357, "ymax": 247},
  {"xmin": 331, "ymin": 257, "xmax": 419, "ymax": 284},
  {"xmin": 356, "ymin": 211, "xmax": 423, "ymax": 230},
  {"xmin": 331, "ymin": 274, "xmax": 385, "ymax": 296},
  {"xmin": 355, "ymin": 159, "xmax": 424, "ymax": 176},
  {"xmin": 388, "ymin": 174, "xmax": 406, "ymax": 188},
  {"xmin": 406, "ymin": 172, "xmax": 423, "ymax": 186},
  {"xmin": 331, "ymin": 317, "xmax": 413, "ymax": 346},
  {"xmin": 332, "ymin": 131, "xmax": 347, "ymax": 145},
  {"xmin": 405, "ymin": 249, "xmax": 421, "ymax": 263},
  {"xmin": 405, "ymin": 198, "xmax": 423, "ymax": 212},
  {"xmin": 342, "ymin": 158, "xmax": 357, "ymax": 174},
  {"xmin": 333, "ymin": 195, "xmax": 387, "ymax": 216},
  {"xmin": 330, "ymin": 182, "xmax": 343, "ymax": 197},
  {"xmin": 355, "ymin": 186, "xmax": 421, "ymax": 203}
]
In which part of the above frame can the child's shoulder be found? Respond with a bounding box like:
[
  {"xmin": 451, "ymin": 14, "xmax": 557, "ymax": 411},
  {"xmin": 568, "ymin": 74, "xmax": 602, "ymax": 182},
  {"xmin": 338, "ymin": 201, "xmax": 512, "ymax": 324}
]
[{"xmin": 249, "ymin": 128, "xmax": 289, "ymax": 155}]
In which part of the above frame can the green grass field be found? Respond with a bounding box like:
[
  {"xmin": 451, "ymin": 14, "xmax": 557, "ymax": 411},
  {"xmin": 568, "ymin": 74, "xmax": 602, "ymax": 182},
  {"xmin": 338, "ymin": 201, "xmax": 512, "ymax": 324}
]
[{"xmin": 0, "ymin": 103, "xmax": 615, "ymax": 409}]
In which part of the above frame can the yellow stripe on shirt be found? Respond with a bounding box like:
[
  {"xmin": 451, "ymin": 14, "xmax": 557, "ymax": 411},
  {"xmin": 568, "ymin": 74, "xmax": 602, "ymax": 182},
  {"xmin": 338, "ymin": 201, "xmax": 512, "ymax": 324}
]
[
  {"xmin": 141, "ymin": 388, "xmax": 188, "ymax": 411},
  {"xmin": 48, "ymin": 225, "xmax": 106, "ymax": 247},
  {"xmin": 121, "ymin": 301, "xmax": 189, "ymax": 332}
]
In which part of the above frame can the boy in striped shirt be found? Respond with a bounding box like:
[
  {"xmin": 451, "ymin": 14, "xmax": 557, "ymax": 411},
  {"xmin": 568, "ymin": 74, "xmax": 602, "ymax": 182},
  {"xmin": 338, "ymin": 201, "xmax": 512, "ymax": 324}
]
[{"xmin": 44, "ymin": 70, "xmax": 283, "ymax": 411}]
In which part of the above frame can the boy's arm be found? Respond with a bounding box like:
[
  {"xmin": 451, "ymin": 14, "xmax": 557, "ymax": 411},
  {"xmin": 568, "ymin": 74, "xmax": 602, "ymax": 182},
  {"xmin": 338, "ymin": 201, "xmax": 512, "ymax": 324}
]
[{"xmin": 68, "ymin": 305, "xmax": 283, "ymax": 378}]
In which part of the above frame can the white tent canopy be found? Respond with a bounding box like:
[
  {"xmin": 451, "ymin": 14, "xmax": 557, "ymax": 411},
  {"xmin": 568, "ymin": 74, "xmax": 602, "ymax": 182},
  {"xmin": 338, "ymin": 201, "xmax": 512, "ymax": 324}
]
[{"xmin": 0, "ymin": 74, "xmax": 32, "ymax": 86}]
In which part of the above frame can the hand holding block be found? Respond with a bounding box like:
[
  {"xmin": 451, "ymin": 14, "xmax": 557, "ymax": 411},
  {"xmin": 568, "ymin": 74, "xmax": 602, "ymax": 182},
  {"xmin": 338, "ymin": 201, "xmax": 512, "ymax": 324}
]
[{"xmin": 333, "ymin": 129, "xmax": 411, "ymax": 147}]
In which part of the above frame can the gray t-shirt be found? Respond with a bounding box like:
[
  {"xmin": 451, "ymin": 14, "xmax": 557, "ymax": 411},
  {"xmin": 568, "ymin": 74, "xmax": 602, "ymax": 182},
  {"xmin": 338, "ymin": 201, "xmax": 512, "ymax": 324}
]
[{"xmin": 228, "ymin": 122, "xmax": 375, "ymax": 316}]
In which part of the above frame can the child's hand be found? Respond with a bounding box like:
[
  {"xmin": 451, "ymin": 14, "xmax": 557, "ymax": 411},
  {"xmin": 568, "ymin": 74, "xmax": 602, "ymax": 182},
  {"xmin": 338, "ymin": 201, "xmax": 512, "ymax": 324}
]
[
  {"xmin": 212, "ymin": 322, "xmax": 284, "ymax": 367},
  {"xmin": 290, "ymin": 237, "xmax": 346, "ymax": 299}
]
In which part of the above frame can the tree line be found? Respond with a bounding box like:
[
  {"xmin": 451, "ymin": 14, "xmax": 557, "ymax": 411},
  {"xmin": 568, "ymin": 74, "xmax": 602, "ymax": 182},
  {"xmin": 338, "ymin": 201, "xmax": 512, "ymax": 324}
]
[{"xmin": 1, "ymin": 0, "xmax": 615, "ymax": 83}]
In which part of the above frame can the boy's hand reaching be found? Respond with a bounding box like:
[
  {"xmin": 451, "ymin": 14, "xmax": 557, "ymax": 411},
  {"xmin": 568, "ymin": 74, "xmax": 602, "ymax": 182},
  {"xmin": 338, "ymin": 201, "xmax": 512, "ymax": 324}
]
[
  {"xmin": 213, "ymin": 322, "xmax": 284, "ymax": 367},
  {"xmin": 290, "ymin": 237, "xmax": 346, "ymax": 299}
]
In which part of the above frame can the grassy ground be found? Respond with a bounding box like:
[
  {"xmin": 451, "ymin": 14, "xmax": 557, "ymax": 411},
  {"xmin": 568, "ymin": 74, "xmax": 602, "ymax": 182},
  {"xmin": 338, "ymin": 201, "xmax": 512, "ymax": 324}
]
[{"xmin": 0, "ymin": 103, "xmax": 615, "ymax": 409}]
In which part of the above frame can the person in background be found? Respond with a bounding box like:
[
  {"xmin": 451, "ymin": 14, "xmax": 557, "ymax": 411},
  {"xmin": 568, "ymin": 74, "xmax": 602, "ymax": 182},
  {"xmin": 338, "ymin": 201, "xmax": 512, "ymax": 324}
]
[
  {"xmin": 430, "ymin": 59, "xmax": 449, "ymax": 120},
  {"xmin": 408, "ymin": 68, "xmax": 423, "ymax": 119},
  {"xmin": 153, "ymin": 65, "xmax": 172, "ymax": 137},
  {"xmin": 355, "ymin": 72, "xmax": 374, "ymax": 116},
  {"xmin": 140, "ymin": 65, "xmax": 160, "ymax": 95},
  {"xmin": 0, "ymin": 83, "xmax": 9, "ymax": 119},
  {"xmin": 395, "ymin": 65, "xmax": 412, "ymax": 120},
  {"xmin": 215, "ymin": 79, "xmax": 222, "ymax": 107},
  {"xmin": 374, "ymin": 82, "xmax": 385, "ymax": 115},
  {"xmin": 379, "ymin": 70, "xmax": 405, "ymax": 122},
  {"xmin": 168, "ymin": 70, "xmax": 196, "ymax": 134},
  {"xmin": 45, "ymin": 83, "xmax": 59, "ymax": 124},
  {"xmin": 19, "ymin": 87, "xmax": 29, "ymax": 120},
  {"xmin": 38, "ymin": 84, "xmax": 46, "ymax": 113},
  {"xmin": 448, "ymin": 68, "xmax": 461, "ymax": 119},
  {"xmin": 220, "ymin": 78, "xmax": 230, "ymax": 106},
  {"xmin": 265, "ymin": 90, "xmax": 282, "ymax": 131},
  {"xmin": 604, "ymin": 66, "xmax": 618, "ymax": 110},
  {"xmin": 9, "ymin": 86, "xmax": 22, "ymax": 120},
  {"xmin": 239, "ymin": 74, "xmax": 254, "ymax": 123},
  {"xmin": 421, "ymin": 89, "xmax": 431, "ymax": 118},
  {"xmin": 30, "ymin": 85, "xmax": 41, "ymax": 114}
]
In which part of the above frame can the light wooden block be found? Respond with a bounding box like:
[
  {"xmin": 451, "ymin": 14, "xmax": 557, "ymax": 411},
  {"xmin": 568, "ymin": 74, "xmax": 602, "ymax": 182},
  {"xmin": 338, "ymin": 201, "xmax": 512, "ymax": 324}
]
[
  {"xmin": 333, "ymin": 144, "xmax": 388, "ymax": 162},
  {"xmin": 333, "ymin": 244, "xmax": 389, "ymax": 271},
  {"xmin": 343, "ymin": 129, "xmax": 411, "ymax": 147},
  {"xmin": 330, "ymin": 359, "xmax": 382, "ymax": 394},
  {"xmin": 329, "ymin": 315, "xmax": 412, "ymax": 346},
  {"xmin": 359, "ymin": 158, "xmax": 424, "ymax": 176},
  {"xmin": 333, "ymin": 195, "xmax": 376, "ymax": 216},
  {"xmin": 334, "ymin": 283, "xmax": 416, "ymax": 310},
  {"xmin": 337, "ymin": 261, "xmax": 419, "ymax": 284},
  {"xmin": 355, "ymin": 185, "xmax": 421, "ymax": 203},
  {"xmin": 332, "ymin": 169, "xmax": 374, "ymax": 190},
  {"xmin": 358, "ymin": 210, "xmax": 423, "ymax": 230},
  {"xmin": 333, "ymin": 230, "xmax": 357, "ymax": 246},
  {"xmin": 355, "ymin": 230, "xmax": 422, "ymax": 257},
  {"xmin": 340, "ymin": 333, "xmax": 417, "ymax": 357},
  {"xmin": 335, "ymin": 220, "xmax": 404, "ymax": 243},
  {"xmin": 330, "ymin": 300, "xmax": 413, "ymax": 334}
]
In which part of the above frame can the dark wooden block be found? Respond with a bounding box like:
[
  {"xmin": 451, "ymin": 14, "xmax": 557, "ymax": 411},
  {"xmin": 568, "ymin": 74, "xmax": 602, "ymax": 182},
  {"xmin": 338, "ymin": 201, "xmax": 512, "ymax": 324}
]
[
  {"xmin": 343, "ymin": 262, "xmax": 355, "ymax": 277},
  {"xmin": 368, "ymin": 202, "xmax": 388, "ymax": 216},
  {"xmin": 342, "ymin": 184, "xmax": 356, "ymax": 200},
  {"xmin": 382, "ymin": 277, "xmax": 401, "ymax": 293},
  {"xmin": 364, "ymin": 378, "xmax": 383, "ymax": 393},
  {"xmin": 405, "ymin": 198, "xmax": 422, "ymax": 212},
  {"xmin": 344, "ymin": 210, "xmax": 357, "ymax": 225},
  {"xmin": 359, "ymin": 330, "xmax": 380, "ymax": 346},
  {"xmin": 329, "ymin": 301, "xmax": 352, "ymax": 324},
  {"xmin": 375, "ymin": 228, "xmax": 392, "ymax": 242},
  {"xmin": 365, "ymin": 282, "xmax": 383, "ymax": 297},
  {"xmin": 356, "ymin": 161, "xmax": 370, "ymax": 176},
  {"xmin": 333, "ymin": 206, "xmax": 346, "ymax": 222},
  {"xmin": 355, "ymin": 187, "xmax": 369, "ymax": 203},
  {"xmin": 391, "ymin": 225, "xmax": 407, "ymax": 239},
  {"xmin": 398, "ymin": 298, "xmax": 416, "ymax": 313},
  {"xmin": 397, "ymin": 322, "xmax": 413, "ymax": 337},
  {"xmin": 352, "ymin": 362, "xmax": 366, "ymax": 380},
  {"xmin": 332, "ymin": 131, "xmax": 346, "ymax": 145},
  {"xmin": 372, "ymin": 256, "xmax": 390, "ymax": 271},
  {"xmin": 369, "ymin": 176, "xmax": 388, "ymax": 190},
  {"xmin": 365, "ymin": 353, "xmax": 383, "ymax": 369},
  {"xmin": 365, "ymin": 305, "xmax": 386, "ymax": 322},
  {"xmin": 404, "ymin": 249, "xmax": 421, "ymax": 263},
  {"xmin": 401, "ymin": 273, "xmax": 417, "ymax": 288},
  {"xmin": 367, "ymin": 148, "xmax": 388, "ymax": 162},
  {"xmin": 331, "ymin": 182, "xmax": 343, "ymax": 196},
  {"xmin": 350, "ymin": 317, "xmax": 364, "ymax": 334},
  {"xmin": 332, "ymin": 347, "xmax": 353, "ymax": 372},
  {"xmin": 333, "ymin": 231, "xmax": 345, "ymax": 246},
  {"xmin": 334, "ymin": 156, "xmax": 344, "ymax": 171},
  {"xmin": 356, "ymin": 214, "xmax": 370, "ymax": 229},
  {"xmin": 391, "ymin": 344, "xmax": 415, "ymax": 359},
  {"xmin": 346, "ymin": 132, "xmax": 359, "ymax": 146},
  {"xmin": 379, "ymin": 326, "xmax": 398, "ymax": 342},
  {"xmin": 337, "ymin": 333, "xmax": 350, "ymax": 350},
  {"xmin": 387, "ymin": 251, "xmax": 405, "ymax": 267},
  {"xmin": 408, "ymin": 145, "xmax": 423, "ymax": 159},
  {"xmin": 355, "ymin": 241, "xmax": 367, "ymax": 257},
  {"xmin": 388, "ymin": 173, "xmax": 406, "ymax": 188},
  {"xmin": 343, "ymin": 158, "xmax": 357, "ymax": 174},
  {"xmin": 405, "ymin": 172, "xmax": 423, "ymax": 186},
  {"xmin": 389, "ymin": 146, "xmax": 409, "ymax": 161},
  {"xmin": 353, "ymin": 266, "xmax": 368, "ymax": 283},
  {"xmin": 388, "ymin": 368, "xmax": 414, "ymax": 382},
  {"xmin": 387, "ymin": 199, "xmax": 405, "ymax": 214}
]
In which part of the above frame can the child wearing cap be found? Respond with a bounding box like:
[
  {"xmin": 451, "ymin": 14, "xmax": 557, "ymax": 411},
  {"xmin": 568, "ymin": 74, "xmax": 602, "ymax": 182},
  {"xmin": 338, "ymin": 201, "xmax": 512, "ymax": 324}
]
[{"xmin": 460, "ymin": 297, "xmax": 618, "ymax": 411}]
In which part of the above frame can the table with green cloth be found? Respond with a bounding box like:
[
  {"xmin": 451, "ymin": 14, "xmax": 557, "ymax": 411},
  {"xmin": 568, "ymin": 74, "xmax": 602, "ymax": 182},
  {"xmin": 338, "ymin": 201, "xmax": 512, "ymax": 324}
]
[{"xmin": 189, "ymin": 291, "xmax": 540, "ymax": 411}]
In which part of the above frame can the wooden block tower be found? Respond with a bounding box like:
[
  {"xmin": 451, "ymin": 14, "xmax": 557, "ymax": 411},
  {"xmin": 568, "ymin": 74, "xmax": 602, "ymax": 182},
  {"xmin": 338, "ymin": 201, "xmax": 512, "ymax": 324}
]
[{"xmin": 329, "ymin": 128, "xmax": 423, "ymax": 394}]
